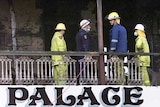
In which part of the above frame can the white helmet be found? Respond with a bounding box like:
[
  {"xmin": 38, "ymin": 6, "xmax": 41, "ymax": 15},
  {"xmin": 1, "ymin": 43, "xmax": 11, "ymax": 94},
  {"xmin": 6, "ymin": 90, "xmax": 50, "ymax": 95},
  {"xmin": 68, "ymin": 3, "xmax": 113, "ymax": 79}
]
[
  {"xmin": 80, "ymin": 19, "xmax": 90, "ymax": 28},
  {"xmin": 134, "ymin": 24, "xmax": 145, "ymax": 31}
]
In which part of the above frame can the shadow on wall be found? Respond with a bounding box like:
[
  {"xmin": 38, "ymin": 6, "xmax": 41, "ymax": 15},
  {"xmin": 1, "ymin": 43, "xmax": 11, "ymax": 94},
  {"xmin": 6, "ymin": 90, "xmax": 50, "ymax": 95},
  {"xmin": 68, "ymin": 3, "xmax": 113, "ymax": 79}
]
[
  {"xmin": 151, "ymin": 71, "xmax": 160, "ymax": 86},
  {"xmin": 150, "ymin": 61, "xmax": 160, "ymax": 86}
]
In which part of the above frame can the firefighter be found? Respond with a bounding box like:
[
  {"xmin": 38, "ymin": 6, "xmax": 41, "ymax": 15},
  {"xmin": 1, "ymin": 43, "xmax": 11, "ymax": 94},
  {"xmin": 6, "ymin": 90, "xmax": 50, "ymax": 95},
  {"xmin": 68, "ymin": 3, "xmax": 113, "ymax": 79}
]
[
  {"xmin": 134, "ymin": 24, "xmax": 151, "ymax": 86},
  {"xmin": 76, "ymin": 19, "xmax": 91, "ymax": 59},
  {"xmin": 106, "ymin": 12, "xmax": 128, "ymax": 84},
  {"xmin": 107, "ymin": 12, "xmax": 127, "ymax": 55},
  {"xmin": 51, "ymin": 23, "xmax": 67, "ymax": 85},
  {"xmin": 75, "ymin": 19, "xmax": 91, "ymax": 85}
]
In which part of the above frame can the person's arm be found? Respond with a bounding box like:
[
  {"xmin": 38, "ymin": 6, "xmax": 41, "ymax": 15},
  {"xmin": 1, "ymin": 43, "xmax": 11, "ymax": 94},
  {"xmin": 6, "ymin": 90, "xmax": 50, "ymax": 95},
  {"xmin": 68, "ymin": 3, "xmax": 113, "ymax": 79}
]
[
  {"xmin": 110, "ymin": 27, "xmax": 118, "ymax": 52},
  {"xmin": 82, "ymin": 34, "xmax": 89, "ymax": 51},
  {"xmin": 51, "ymin": 36, "xmax": 57, "ymax": 51},
  {"xmin": 136, "ymin": 38, "xmax": 143, "ymax": 52}
]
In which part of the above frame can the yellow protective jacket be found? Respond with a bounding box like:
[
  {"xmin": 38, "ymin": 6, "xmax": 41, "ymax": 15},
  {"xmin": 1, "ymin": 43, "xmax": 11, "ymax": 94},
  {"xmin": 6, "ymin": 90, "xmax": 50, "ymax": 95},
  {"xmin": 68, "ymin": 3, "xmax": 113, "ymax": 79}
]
[
  {"xmin": 51, "ymin": 31, "xmax": 67, "ymax": 65},
  {"xmin": 135, "ymin": 30, "xmax": 150, "ymax": 67}
]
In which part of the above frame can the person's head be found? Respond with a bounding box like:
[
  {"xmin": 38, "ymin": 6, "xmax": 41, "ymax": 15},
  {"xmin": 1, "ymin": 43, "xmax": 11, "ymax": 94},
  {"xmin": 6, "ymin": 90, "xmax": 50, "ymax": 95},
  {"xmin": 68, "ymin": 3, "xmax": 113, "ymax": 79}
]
[
  {"xmin": 107, "ymin": 12, "xmax": 120, "ymax": 25},
  {"xmin": 55, "ymin": 23, "xmax": 66, "ymax": 35},
  {"xmin": 134, "ymin": 24, "xmax": 145, "ymax": 37},
  {"xmin": 80, "ymin": 19, "xmax": 91, "ymax": 32}
]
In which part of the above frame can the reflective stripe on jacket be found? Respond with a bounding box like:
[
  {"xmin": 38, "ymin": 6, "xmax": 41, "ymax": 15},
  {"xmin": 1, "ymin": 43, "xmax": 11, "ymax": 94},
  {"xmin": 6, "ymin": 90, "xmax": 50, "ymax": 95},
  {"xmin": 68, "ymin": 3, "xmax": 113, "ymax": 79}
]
[{"xmin": 109, "ymin": 24, "xmax": 127, "ymax": 52}]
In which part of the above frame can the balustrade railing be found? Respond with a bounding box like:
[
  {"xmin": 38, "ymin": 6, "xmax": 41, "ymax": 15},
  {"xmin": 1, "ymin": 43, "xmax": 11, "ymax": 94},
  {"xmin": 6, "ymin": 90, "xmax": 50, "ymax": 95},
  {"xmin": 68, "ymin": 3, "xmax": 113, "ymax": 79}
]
[
  {"xmin": 0, "ymin": 51, "xmax": 149, "ymax": 85},
  {"xmin": 105, "ymin": 56, "xmax": 144, "ymax": 85}
]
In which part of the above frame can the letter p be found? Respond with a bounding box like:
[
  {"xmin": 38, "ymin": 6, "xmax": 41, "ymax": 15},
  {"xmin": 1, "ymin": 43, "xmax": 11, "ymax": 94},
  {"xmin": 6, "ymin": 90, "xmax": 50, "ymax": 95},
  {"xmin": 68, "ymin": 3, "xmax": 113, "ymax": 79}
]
[{"xmin": 8, "ymin": 87, "xmax": 28, "ymax": 105}]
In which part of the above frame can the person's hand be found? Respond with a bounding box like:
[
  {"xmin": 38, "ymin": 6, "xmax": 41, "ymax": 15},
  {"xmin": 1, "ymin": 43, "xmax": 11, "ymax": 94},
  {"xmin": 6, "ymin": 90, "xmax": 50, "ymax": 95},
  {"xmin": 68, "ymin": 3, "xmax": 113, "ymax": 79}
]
[
  {"xmin": 131, "ymin": 56, "xmax": 137, "ymax": 61},
  {"xmin": 109, "ymin": 54, "xmax": 117, "ymax": 58},
  {"xmin": 137, "ymin": 48, "xmax": 143, "ymax": 52},
  {"xmin": 110, "ymin": 55, "xmax": 118, "ymax": 62},
  {"xmin": 109, "ymin": 54, "xmax": 112, "ymax": 58}
]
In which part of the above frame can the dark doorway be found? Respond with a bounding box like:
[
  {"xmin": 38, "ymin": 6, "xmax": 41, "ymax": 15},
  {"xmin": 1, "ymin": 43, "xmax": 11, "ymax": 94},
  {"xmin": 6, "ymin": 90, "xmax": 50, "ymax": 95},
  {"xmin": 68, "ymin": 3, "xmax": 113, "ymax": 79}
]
[{"xmin": 38, "ymin": 0, "xmax": 92, "ymax": 51}]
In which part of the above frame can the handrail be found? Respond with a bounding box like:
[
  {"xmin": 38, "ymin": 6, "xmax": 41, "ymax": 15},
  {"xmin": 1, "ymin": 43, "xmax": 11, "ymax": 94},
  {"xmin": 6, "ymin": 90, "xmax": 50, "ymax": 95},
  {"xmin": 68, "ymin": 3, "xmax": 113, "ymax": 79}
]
[
  {"xmin": 0, "ymin": 51, "xmax": 99, "ymax": 56},
  {"xmin": 0, "ymin": 50, "xmax": 159, "ymax": 56}
]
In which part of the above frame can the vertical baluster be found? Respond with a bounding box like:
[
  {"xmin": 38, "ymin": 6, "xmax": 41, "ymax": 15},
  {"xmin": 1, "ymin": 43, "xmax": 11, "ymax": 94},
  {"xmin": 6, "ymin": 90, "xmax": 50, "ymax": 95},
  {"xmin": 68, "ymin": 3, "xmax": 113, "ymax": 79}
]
[
  {"xmin": 23, "ymin": 61, "xmax": 26, "ymax": 81},
  {"xmin": 5, "ymin": 61, "xmax": 8, "ymax": 79},
  {"xmin": 69, "ymin": 61, "xmax": 72, "ymax": 81},
  {"xmin": 27, "ymin": 61, "xmax": 30, "ymax": 80},
  {"xmin": 106, "ymin": 61, "xmax": 109, "ymax": 82},
  {"xmin": 90, "ymin": 61, "xmax": 93, "ymax": 81},
  {"xmin": 127, "ymin": 62, "xmax": 130, "ymax": 84},
  {"xmin": 113, "ymin": 61, "xmax": 117, "ymax": 83},
  {"xmin": 94, "ymin": 61, "xmax": 98, "ymax": 83},
  {"xmin": 142, "ymin": 65, "xmax": 144, "ymax": 85},
  {"xmin": 52, "ymin": 61, "xmax": 54, "ymax": 80},
  {"xmin": 41, "ymin": 61, "xmax": 43, "ymax": 79},
  {"xmin": 1, "ymin": 61, "xmax": 4, "ymax": 80},
  {"xmin": 79, "ymin": 61, "xmax": 82, "ymax": 84},
  {"xmin": 131, "ymin": 62, "xmax": 133, "ymax": 82},
  {"xmin": 117, "ymin": 61, "xmax": 120, "ymax": 82},
  {"xmin": 52, "ymin": 66, "xmax": 54, "ymax": 83},
  {"xmin": 37, "ymin": 61, "xmax": 40, "ymax": 81},
  {"xmin": 135, "ymin": 62, "xmax": 138, "ymax": 83},
  {"xmin": 118, "ymin": 61, "xmax": 120, "ymax": 83},
  {"xmin": 31, "ymin": 61, "xmax": 34, "ymax": 82},
  {"xmin": 15, "ymin": 60, "xmax": 18, "ymax": 84},
  {"xmin": 19, "ymin": 61, "xmax": 22, "ymax": 82},
  {"xmin": 65, "ymin": 61, "xmax": 68, "ymax": 83},
  {"xmin": 45, "ymin": 61, "xmax": 47, "ymax": 80},
  {"xmin": 48, "ymin": 61, "xmax": 51, "ymax": 79},
  {"xmin": 137, "ymin": 65, "xmax": 139, "ymax": 84},
  {"xmin": 121, "ymin": 62, "xmax": 124, "ymax": 84},
  {"xmin": 9, "ymin": 61, "xmax": 12, "ymax": 81},
  {"xmin": 73, "ymin": 61, "xmax": 76, "ymax": 84},
  {"xmin": 110, "ymin": 61, "xmax": 112, "ymax": 83},
  {"xmin": 83, "ymin": 61, "xmax": 86, "ymax": 80},
  {"xmin": 86, "ymin": 61, "xmax": 89, "ymax": 83}
]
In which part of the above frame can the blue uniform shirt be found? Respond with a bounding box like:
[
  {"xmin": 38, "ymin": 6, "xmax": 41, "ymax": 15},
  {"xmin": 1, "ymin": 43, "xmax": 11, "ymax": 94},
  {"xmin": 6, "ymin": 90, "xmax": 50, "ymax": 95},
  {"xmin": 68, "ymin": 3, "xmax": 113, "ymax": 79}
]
[
  {"xmin": 109, "ymin": 24, "xmax": 127, "ymax": 52},
  {"xmin": 76, "ymin": 29, "xmax": 90, "ymax": 51},
  {"xmin": 76, "ymin": 29, "xmax": 90, "ymax": 59}
]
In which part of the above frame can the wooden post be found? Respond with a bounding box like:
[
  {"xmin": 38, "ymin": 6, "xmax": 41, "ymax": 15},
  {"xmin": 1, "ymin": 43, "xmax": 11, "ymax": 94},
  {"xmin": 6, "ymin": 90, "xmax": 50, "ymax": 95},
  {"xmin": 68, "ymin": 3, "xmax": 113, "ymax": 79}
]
[
  {"xmin": 96, "ymin": 0, "xmax": 105, "ymax": 84},
  {"xmin": 8, "ymin": 0, "xmax": 17, "ymax": 51},
  {"xmin": 8, "ymin": 0, "xmax": 17, "ymax": 74}
]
